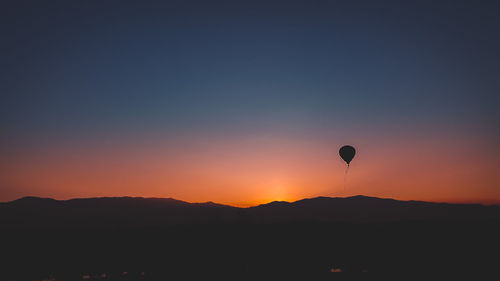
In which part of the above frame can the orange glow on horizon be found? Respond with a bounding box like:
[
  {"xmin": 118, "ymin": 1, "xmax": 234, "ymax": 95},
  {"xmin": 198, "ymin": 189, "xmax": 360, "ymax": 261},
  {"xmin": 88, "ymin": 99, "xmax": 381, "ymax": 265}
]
[{"xmin": 1, "ymin": 132, "xmax": 499, "ymax": 207}]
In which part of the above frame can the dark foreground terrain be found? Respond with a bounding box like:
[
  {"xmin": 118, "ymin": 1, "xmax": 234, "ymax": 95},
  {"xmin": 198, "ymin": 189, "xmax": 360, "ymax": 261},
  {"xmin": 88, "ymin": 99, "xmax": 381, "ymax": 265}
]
[{"xmin": 1, "ymin": 196, "xmax": 499, "ymax": 280}]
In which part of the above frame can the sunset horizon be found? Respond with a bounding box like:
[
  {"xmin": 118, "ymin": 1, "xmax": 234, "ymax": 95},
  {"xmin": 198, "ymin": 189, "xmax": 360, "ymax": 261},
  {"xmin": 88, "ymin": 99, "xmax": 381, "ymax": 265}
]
[{"xmin": 2, "ymin": 130, "xmax": 498, "ymax": 206}]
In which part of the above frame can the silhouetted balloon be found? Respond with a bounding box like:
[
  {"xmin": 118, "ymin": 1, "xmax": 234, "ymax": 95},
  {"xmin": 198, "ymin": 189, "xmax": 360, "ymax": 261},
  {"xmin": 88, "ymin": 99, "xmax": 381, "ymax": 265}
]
[{"xmin": 339, "ymin": 145, "xmax": 356, "ymax": 165}]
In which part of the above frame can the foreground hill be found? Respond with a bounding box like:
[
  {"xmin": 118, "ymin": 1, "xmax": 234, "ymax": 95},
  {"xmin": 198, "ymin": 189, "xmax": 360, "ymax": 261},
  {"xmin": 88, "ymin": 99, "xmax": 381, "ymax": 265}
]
[
  {"xmin": 1, "ymin": 195, "xmax": 500, "ymax": 279},
  {"xmin": 1, "ymin": 195, "xmax": 499, "ymax": 228}
]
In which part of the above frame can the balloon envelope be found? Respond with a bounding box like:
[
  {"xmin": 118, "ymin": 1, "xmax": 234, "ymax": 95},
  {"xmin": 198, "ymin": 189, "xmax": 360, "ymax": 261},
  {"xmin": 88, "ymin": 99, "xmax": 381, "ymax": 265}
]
[{"xmin": 339, "ymin": 145, "xmax": 356, "ymax": 164}]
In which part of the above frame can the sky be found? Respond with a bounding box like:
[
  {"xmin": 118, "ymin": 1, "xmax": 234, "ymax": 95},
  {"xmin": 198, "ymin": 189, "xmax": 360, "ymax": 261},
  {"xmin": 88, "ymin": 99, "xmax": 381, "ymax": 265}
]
[{"xmin": 1, "ymin": 0, "xmax": 499, "ymax": 206}]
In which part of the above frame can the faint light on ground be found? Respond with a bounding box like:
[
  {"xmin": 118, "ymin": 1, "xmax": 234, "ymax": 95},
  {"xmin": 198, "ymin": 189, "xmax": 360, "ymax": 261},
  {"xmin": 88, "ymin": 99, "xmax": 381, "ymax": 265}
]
[{"xmin": 330, "ymin": 268, "xmax": 343, "ymax": 272}]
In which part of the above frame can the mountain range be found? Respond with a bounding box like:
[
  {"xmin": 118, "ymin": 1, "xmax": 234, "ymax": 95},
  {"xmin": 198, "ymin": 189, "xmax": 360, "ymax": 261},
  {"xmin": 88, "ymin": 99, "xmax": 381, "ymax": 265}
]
[{"xmin": 2, "ymin": 195, "xmax": 499, "ymax": 228}]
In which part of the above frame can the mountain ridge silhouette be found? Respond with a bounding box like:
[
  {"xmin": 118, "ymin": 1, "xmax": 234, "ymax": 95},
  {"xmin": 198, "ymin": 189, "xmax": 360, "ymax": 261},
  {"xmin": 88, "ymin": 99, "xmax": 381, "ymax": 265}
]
[
  {"xmin": 1, "ymin": 195, "xmax": 498, "ymax": 228},
  {"xmin": 5, "ymin": 194, "xmax": 490, "ymax": 207},
  {"xmin": 2, "ymin": 195, "xmax": 500, "ymax": 277}
]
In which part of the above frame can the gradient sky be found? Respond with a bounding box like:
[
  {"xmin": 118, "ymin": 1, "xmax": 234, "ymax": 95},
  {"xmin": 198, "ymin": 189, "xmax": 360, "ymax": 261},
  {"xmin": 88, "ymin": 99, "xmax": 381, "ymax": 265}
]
[{"xmin": 1, "ymin": 0, "xmax": 499, "ymax": 206}]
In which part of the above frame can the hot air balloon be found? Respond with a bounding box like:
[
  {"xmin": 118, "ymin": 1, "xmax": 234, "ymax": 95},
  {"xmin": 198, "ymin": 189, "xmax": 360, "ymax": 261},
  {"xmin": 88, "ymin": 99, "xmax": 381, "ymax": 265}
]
[
  {"xmin": 339, "ymin": 145, "xmax": 356, "ymax": 166},
  {"xmin": 339, "ymin": 145, "xmax": 356, "ymax": 191}
]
